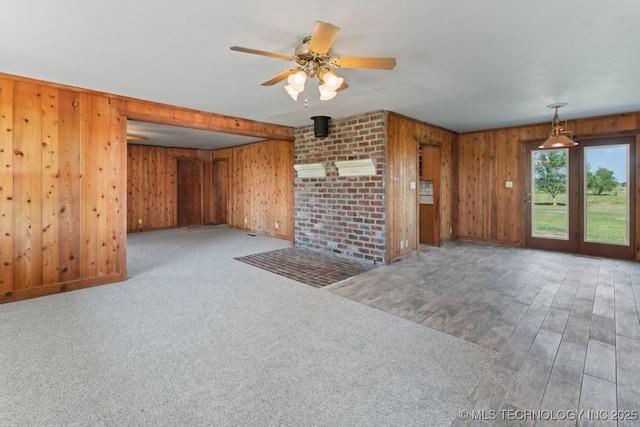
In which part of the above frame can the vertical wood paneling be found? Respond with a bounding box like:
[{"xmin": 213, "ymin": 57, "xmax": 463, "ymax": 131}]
[
  {"xmin": 40, "ymin": 85, "xmax": 59, "ymax": 284},
  {"xmin": 12, "ymin": 82, "xmax": 43, "ymax": 289},
  {"xmin": 441, "ymin": 133, "xmax": 456, "ymax": 242},
  {"xmin": 274, "ymin": 141, "xmax": 293, "ymax": 237},
  {"xmin": 2, "ymin": 72, "xmax": 296, "ymax": 303},
  {"xmin": 386, "ymin": 114, "xmax": 419, "ymax": 261},
  {"xmin": 213, "ymin": 159, "xmax": 229, "ymax": 224},
  {"xmin": 126, "ymin": 144, "xmax": 214, "ymax": 232},
  {"xmin": 0, "ymin": 79, "xmax": 14, "ymax": 292},
  {"xmin": 57, "ymin": 89, "xmax": 81, "ymax": 282},
  {"xmin": 202, "ymin": 158, "xmax": 214, "ymax": 224},
  {"xmin": 386, "ymin": 112, "xmax": 457, "ymax": 260},
  {"xmin": 1, "ymin": 75, "xmax": 127, "ymax": 303},
  {"xmin": 4, "ymin": 69, "xmax": 640, "ymax": 303},
  {"xmin": 94, "ymin": 97, "xmax": 111, "ymax": 277},
  {"xmin": 107, "ymin": 114, "xmax": 125, "ymax": 276},
  {"xmin": 456, "ymin": 114, "xmax": 640, "ymax": 249},
  {"xmin": 213, "ymin": 140, "xmax": 294, "ymax": 240},
  {"xmin": 126, "ymin": 144, "xmax": 139, "ymax": 231},
  {"xmin": 80, "ymin": 93, "xmax": 97, "ymax": 279}
]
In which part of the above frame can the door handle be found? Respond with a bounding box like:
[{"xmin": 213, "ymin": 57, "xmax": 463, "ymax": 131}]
[{"xmin": 524, "ymin": 193, "xmax": 531, "ymax": 204}]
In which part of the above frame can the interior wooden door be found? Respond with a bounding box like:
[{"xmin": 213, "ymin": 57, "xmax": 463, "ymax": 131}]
[
  {"xmin": 213, "ymin": 159, "xmax": 229, "ymax": 225},
  {"xmin": 176, "ymin": 159, "xmax": 203, "ymax": 228},
  {"xmin": 419, "ymin": 145, "xmax": 440, "ymax": 246}
]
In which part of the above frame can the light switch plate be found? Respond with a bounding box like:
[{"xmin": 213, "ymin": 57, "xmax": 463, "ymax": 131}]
[{"xmin": 505, "ymin": 181, "xmax": 513, "ymax": 188}]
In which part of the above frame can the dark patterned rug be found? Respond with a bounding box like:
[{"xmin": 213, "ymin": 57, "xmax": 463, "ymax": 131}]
[{"xmin": 235, "ymin": 246, "xmax": 376, "ymax": 288}]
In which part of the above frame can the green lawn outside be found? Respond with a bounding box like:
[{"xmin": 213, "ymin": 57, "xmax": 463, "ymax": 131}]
[{"xmin": 532, "ymin": 187, "xmax": 628, "ymax": 243}]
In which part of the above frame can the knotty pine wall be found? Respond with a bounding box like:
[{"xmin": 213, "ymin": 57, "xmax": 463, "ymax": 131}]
[
  {"xmin": 386, "ymin": 113, "xmax": 457, "ymax": 262},
  {"xmin": 0, "ymin": 76, "xmax": 127, "ymax": 303},
  {"xmin": 213, "ymin": 140, "xmax": 294, "ymax": 240},
  {"xmin": 1, "ymin": 72, "xmax": 294, "ymax": 303},
  {"xmin": 127, "ymin": 144, "xmax": 215, "ymax": 232},
  {"xmin": 456, "ymin": 111, "xmax": 640, "ymax": 259}
]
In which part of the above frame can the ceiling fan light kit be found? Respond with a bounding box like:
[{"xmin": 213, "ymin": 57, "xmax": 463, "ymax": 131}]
[{"xmin": 230, "ymin": 21, "xmax": 396, "ymax": 103}]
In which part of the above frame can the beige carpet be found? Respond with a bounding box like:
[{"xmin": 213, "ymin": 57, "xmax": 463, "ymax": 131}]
[{"xmin": 0, "ymin": 226, "xmax": 495, "ymax": 426}]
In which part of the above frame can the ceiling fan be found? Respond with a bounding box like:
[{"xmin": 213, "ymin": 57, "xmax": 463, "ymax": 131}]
[{"xmin": 230, "ymin": 21, "xmax": 396, "ymax": 101}]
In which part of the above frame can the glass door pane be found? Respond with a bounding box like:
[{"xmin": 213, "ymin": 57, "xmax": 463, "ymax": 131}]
[
  {"xmin": 584, "ymin": 145, "xmax": 630, "ymax": 245},
  {"xmin": 532, "ymin": 149, "xmax": 569, "ymax": 239}
]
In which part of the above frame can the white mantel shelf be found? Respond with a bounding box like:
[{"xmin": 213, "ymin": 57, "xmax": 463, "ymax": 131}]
[
  {"xmin": 294, "ymin": 163, "xmax": 326, "ymax": 178},
  {"xmin": 334, "ymin": 159, "xmax": 376, "ymax": 177}
]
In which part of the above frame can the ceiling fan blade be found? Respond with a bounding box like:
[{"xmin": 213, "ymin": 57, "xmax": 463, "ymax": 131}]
[
  {"xmin": 261, "ymin": 68, "xmax": 299, "ymax": 86},
  {"xmin": 308, "ymin": 21, "xmax": 340, "ymax": 55},
  {"xmin": 331, "ymin": 56, "xmax": 397, "ymax": 70},
  {"xmin": 336, "ymin": 81, "xmax": 349, "ymax": 92},
  {"xmin": 230, "ymin": 46, "xmax": 293, "ymax": 61}
]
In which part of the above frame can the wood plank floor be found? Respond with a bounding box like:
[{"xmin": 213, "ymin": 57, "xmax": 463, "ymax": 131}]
[{"xmin": 327, "ymin": 241, "xmax": 640, "ymax": 426}]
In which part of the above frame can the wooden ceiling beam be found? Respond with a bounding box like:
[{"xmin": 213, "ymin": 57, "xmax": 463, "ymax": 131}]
[
  {"xmin": 0, "ymin": 73, "xmax": 294, "ymax": 142},
  {"xmin": 123, "ymin": 99, "xmax": 294, "ymax": 142}
]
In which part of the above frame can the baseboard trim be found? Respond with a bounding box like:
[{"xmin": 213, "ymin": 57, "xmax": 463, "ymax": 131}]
[{"xmin": 0, "ymin": 273, "xmax": 125, "ymax": 304}]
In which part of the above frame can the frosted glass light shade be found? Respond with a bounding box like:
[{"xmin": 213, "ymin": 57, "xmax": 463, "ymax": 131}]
[
  {"xmin": 287, "ymin": 71, "xmax": 307, "ymax": 92},
  {"xmin": 319, "ymin": 84, "xmax": 337, "ymax": 100},
  {"xmin": 322, "ymin": 72, "xmax": 343, "ymax": 90},
  {"xmin": 285, "ymin": 85, "xmax": 300, "ymax": 100}
]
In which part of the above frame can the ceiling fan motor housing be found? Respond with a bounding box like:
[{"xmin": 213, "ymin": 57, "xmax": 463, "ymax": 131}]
[{"xmin": 295, "ymin": 36, "xmax": 313, "ymax": 60}]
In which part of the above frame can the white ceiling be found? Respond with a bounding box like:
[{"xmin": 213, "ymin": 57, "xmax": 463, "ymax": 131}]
[{"xmin": 3, "ymin": 0, "xmax": 640, "ymax": 149}]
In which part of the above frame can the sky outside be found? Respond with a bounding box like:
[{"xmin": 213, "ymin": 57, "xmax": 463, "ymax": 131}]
[{"xmin": 586, "ymin": 145, "xmax": 627, "ymax": 184}]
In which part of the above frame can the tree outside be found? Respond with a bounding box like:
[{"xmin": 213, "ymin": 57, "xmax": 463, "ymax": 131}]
[
  {"xmin": 586, "ymin": 163, "xmax": 618, "ymax": 195},
  {"xmin": 532, "ymin": 149, "xmax": 628, "ymax": 244},
  {"xmin": 534, "ymin": 151, "xmax": 566, "ymax": 206}
]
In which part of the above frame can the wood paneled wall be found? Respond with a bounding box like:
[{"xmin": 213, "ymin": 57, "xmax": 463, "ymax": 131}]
[
  {"xmin": 214, "ymin": 140, "xmax": 294, "ymax": 240},
  {"xmin": 0, "ymin": 76, "xmax": 127, "ymax": 302},
  {"xmin": 385, "ymin": 113, "xmax": 457, "ymax": 261},
  {"xmin": 1, "ymin": 72, "xmax": 294, "ymax": 303},
  {"xmin": 456, "ymin": 112, "xmax": 640, "ymax": 256},
  {"xmin": 127, "ymin": 144, "xmax": 214, "ymax": 232}
]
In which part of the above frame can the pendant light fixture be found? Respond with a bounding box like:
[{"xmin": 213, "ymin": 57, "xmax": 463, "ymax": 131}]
[{"xmin": 539, "ymin": 103, "xmax": 577, "ymax": 149}]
